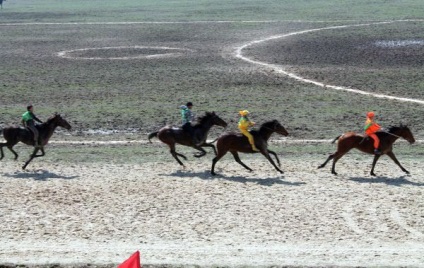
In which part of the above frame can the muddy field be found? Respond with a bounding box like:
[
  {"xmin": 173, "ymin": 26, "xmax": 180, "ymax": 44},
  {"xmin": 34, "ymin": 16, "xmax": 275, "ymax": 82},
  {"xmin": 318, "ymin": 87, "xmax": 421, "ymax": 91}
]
[{"xmin": 1, "ymin": 4, "xmax": 424, "ymax": 267}]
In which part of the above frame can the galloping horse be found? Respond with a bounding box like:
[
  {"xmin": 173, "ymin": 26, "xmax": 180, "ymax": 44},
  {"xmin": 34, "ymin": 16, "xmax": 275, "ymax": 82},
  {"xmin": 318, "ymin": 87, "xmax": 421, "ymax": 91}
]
[
  {"xmin": 0, "ymin": 113, "xmax": 72, "ymax": 169},
  {"xmin": 148, "ymin": 112, "xmax": 227, "ymax": 166},
  {"xmin": 318, "ymin": 125, "xmax": 415, "ymax": 176},
  {"xmin": 211, "ymin": 120, "xmax": 289, "ymax": 176}
]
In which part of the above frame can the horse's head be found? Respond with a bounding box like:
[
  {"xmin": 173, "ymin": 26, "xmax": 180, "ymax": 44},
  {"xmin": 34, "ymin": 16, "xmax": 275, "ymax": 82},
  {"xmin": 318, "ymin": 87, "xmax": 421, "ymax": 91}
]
[
  {"xmin": 210, "ymin": 112, "xmax": 227, "ymax": 128},
  {"xmin": 50, "ymin": 113, "xmax": 72, "ymax": 130},
  {"xmin": 198, "ymin": 112, "xmax": 227, "ymax": 128},
  {"xmin": 262, "ymin": 120, "xmax": 289, "ymax": 136},
  {"xmin": 397, "ymin": 125, "xmax": 415, "ymax": 144}
]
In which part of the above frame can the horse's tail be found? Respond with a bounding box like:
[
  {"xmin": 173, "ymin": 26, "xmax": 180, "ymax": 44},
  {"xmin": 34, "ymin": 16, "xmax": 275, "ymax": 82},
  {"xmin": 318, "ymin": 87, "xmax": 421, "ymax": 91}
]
[
  {"xmin": 331, "ymin": 135, "xmax": 342, "ymax": 144},
  {"xmin": 147, "ymin": 131, "xmax": 158, "ymax": 143}
]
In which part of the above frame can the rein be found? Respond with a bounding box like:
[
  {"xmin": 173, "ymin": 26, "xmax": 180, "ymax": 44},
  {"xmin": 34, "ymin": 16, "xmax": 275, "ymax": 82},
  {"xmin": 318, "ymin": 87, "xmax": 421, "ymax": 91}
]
[{"xmin": 382, "ymin": 130, "xmax": 402, "ymax": 138}]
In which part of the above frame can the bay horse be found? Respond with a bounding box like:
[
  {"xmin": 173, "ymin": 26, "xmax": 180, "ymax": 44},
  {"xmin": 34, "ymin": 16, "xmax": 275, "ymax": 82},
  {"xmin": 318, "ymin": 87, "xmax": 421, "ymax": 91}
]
[
  {"xmin": 318, "ymin": 125, "xmax": 415, "ymax": 176},
  {"xmin": 211, "ymin": 120, "xmax": 289, "ymax": 176},
  {"xmin": 148, "ymin": 112, "xmax": 227, "ymax": 166},
  {"xmin": 0, "ymin": 113, "xmax": 72, "ymax": 169}
]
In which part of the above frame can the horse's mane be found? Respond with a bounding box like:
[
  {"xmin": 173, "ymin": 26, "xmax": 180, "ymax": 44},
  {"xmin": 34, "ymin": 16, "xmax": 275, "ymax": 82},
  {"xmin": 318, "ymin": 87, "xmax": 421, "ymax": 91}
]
[
  {"xmin": 195, "ymin": 112, "xmax": 215, "ymax": 125},
  {"xmin": 251, "ymin": 120, "xmax": 278, "ymax": 135},
  {"xmin": 387, "ymin": 124, "xmax": 408, "ymax": 133},
  {"xmin": 38, "ymin": 113, "xmax": 60, "ymax": 127}
]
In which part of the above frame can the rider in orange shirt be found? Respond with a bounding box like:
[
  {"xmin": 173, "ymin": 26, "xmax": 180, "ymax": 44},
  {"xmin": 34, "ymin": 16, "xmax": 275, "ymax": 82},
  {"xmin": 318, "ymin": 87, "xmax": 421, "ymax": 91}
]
[{"xmin": 364, "ymin": 111, "xmax": 382, "ymax": 155}]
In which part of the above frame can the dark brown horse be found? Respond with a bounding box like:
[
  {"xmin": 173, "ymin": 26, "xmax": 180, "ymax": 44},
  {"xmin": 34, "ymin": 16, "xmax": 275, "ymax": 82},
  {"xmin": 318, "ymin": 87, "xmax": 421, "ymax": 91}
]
[
  {"xmin": 211, "ymin": 120, "xmax": 289, "ymax": 176},
  {"xmin": 0, "ymin": 113, "xmax": 72, "ymax": 169},
  {"xmin": 318, "ymin": 125, "xmax": 415, "ymax": 176},
  {"xmin": 148, "ymin": 112, "xmax": 227, "ymax": 166}
]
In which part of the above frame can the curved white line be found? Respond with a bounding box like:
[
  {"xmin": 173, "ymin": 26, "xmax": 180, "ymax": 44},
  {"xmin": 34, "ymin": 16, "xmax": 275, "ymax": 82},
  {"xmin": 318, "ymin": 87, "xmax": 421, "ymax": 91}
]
[
  {"xmin": 391, "ymin": 209, "xmax": 424, "ymax": 238},
  {"xmin": 342, "ymin": 206, "xmax": 365, "ymax": 235},
  {"xmin": 235, "ymin": 20, "xmax": 424, "ymax": 105}
]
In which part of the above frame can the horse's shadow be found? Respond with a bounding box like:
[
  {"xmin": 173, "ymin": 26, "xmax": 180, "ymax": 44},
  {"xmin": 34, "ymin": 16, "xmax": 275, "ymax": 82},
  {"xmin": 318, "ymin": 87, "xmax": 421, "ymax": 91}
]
[
  {"xmin": 3, "ymin": 170, "xmax": 79, "ymax": 181},
  {"xmin": 349, "ymin": 175, "xmax": 424, "ymax": 187},
  {"xmin": 162, "ymin": 170, "xmax": 306, "ymax": 187}
]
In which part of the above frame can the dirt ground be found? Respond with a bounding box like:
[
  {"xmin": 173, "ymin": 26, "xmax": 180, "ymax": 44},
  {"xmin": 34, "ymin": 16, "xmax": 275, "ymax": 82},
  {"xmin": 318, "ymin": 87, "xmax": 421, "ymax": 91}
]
[{"xmin": 1, "ymin": 154, "xmax": 423, "ymax": 267}]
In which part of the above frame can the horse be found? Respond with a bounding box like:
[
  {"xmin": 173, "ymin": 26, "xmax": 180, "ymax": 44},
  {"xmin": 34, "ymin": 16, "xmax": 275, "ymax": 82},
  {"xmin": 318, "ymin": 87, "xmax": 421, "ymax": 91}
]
[
  {"xmin": 318, "ymin": 125, "xmax": 415, "ymax": 176},
  {"xmin": 0, "ymin": 113, "xmax": 72, "ymax": 169},
  {"xmin": 148, "ymin": 112, "xmax": 227, "ymax": 166},
  {"xmin": 211, "ymin": 120, "xmax": 289, "ymax": 176}
]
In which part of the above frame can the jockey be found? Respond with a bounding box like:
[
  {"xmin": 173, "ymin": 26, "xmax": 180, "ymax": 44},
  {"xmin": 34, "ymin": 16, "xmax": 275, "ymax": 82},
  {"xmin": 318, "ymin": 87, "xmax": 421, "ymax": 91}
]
[
  {"xmin": 238, "ymin": 110, "xmax": 259, "ymax": 151},
  {"xmin": 22, "ymin": 105, "xmax": 43, "ymax": 147},
  {"xmin": 364, "ymin": 111, "xmax": 382, "ymax": 155},
  {"xmin": 180, "ymin": 102, "xmax": 200, "ymax": 146}
]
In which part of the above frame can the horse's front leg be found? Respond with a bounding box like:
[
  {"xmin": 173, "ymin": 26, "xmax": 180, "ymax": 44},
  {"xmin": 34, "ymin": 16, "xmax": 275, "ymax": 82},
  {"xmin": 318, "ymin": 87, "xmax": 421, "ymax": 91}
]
[
  {"xmin": 386, "ymin": 151, "xmax": 410, "ymax": 174},
  {"xmin": 193, "ymin": 146, "xmax": 207, "ymax": 158},
  {"xmin": 370, "ymin": 154, "xmax": 381, "ymax": 176},
  {"xmin": 199, "ymin": 142, "xmax": 217, "ymax": 155},
  {"xmin": 22, "ymin": 147, "xmax": 44, "ymax": 170},
  {"xmin": 262, "ymin": 150, "xmax": 283, "ymax": 174},
  {"xmin": 267, "ymin": 149, "xmax": 280, "ymax": 166}
]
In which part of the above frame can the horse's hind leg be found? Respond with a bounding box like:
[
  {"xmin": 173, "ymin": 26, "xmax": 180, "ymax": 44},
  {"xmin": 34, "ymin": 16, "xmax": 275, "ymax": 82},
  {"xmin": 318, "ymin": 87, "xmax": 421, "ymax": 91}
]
[
  {"xmin": 318, "ymin": 153, "xmax": 335, "ymax": 169},
  {"xmin": 0, "ymin": 143, "xmax": 19, "ymax": 160},
  {"xmin": 168, "ymin": 144, "xmax": 186, "ymax": 166},
  {"xmin": 8, "ymin": 145, "xmax": 19, "ymax": 160},
  {"xmin": 211, "ymin": 149, "xmax": 228, "ymax": 176},
  {"xmin": 231, "ymin": 151, "xmax": 253, "ymax": 172},
  {"xmin": 386, "ymin": 152, "xmax": 409, "ymax": 174}
]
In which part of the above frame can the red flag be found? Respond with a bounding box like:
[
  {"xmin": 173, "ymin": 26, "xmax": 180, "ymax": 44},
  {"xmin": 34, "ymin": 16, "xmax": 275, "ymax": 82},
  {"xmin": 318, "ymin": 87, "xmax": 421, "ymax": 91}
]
[{"xmin": 118, "ymin": 251, "xmax": 141, "ymax": 268}]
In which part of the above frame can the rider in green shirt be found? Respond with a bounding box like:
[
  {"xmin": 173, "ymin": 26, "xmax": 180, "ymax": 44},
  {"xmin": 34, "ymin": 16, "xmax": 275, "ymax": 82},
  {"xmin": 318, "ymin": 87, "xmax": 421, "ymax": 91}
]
[
  {"xmin": 180, "ymin": 102, "xmax": 201, "ymax": 146},
  {"xmin": 22, "ymin": 105, "xmax": 43, "ymax": 147}
]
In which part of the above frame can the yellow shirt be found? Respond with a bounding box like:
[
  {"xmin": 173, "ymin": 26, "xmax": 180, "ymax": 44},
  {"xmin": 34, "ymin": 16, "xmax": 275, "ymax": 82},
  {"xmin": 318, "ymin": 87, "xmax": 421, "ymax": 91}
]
[{"xmin": 238, "ymin": 116, "xmax": 254, "ymax": 131}]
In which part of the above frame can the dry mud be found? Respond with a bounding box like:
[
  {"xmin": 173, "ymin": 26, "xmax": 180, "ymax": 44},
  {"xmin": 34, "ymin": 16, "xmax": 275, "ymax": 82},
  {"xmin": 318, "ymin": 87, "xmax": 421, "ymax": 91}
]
[{"xmin": 1, "ymin": 155, "xmax": 423, "ymax": 267}]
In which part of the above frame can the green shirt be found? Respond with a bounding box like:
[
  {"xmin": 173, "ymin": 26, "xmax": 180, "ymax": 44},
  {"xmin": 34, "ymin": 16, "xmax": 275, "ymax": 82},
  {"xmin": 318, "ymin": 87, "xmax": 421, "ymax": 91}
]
[{"xmin": 22, "ymin": 111, "xmax": 33, "ymax": 122}]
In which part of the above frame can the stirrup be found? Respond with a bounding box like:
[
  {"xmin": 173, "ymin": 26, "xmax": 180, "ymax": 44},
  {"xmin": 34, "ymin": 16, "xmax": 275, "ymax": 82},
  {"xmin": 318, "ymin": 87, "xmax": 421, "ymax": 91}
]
[{"xmin": 374, "ymin": 149, "xmax": 381, "ymax": 155}]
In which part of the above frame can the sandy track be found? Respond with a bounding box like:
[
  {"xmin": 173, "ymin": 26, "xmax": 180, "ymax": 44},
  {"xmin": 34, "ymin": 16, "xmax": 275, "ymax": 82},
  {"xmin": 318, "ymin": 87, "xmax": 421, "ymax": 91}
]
[{"xmin": 1, "ymin": 155, "xmax": 424, "ymax": 267}]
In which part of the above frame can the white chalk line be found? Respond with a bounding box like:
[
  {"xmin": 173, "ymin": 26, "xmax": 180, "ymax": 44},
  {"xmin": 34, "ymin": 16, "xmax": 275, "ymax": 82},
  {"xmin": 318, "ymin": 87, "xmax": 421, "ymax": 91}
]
[
  {"xmin": 56, "ymin": 46, "xmax": 193, "ymax": 60},
  {"xmin": 42, "ymin": 138, "xmax": 423, "ymax": 146},
  {"xmin": 0, "ymin": 19, "xmax": 392, "ymax": 27},
  {"xmin": 235, "ymin": 19, "xmax": 424, "ymax": 105}
]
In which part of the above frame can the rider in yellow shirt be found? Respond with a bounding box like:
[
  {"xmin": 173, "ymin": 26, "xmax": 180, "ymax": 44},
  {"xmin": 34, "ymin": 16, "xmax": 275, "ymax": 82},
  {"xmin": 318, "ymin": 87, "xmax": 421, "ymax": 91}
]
[{"xmin": 238, "ymin": 110, "xmax": 259, "ymax": 151}]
